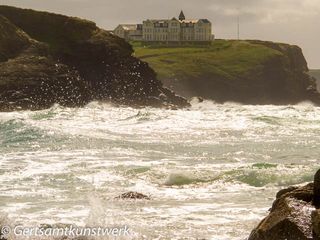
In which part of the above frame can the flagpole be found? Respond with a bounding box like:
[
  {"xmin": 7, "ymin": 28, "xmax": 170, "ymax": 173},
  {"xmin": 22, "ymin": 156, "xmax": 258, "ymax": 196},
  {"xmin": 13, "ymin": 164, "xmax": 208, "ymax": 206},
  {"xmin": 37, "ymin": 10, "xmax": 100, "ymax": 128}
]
[{"xmin": 237, "ymin": 9, "xmax": 240, "ymax": 40}]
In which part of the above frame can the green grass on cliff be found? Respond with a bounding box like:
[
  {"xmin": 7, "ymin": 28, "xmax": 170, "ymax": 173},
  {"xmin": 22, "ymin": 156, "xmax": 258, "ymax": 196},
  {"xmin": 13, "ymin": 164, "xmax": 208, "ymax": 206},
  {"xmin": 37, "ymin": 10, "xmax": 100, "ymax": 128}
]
[
  {"xmin": 0, "ymin": 5, "xmax": 132, "ymax": 57},
  {"xmin": 0, "ymin": 15, "xmax": 31, "ymax": 60},
  {"xmin": 0, "ymin": 5, "xmax": 96, "ymax": 52},
  {"xmin": 132, "ymin": 40, "xmax": 282, "ymax": 80}
]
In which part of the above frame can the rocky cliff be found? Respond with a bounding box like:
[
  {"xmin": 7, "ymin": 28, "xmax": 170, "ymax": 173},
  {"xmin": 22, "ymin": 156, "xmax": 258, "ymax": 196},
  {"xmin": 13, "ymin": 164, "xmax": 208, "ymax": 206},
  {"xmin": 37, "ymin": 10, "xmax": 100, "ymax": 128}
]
[
  {"xmin": 0, "ymin": 5, "xmax": 188, "ymax": 111},
  {"xmin": 309, "ymin": 70, "xmax": 320, "ymax": 92},
  {"xmin": 134, "ymin": 40, "xmax": 320, "ymax": 105}
]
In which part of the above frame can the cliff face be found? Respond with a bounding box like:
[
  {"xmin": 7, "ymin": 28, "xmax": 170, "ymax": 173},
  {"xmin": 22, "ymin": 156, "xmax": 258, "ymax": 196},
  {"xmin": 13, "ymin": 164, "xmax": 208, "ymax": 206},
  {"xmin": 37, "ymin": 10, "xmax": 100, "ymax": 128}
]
[
  {"xmin": 0, "ymin": 5, "xmax": 188, "ymax": 111},
  {"xmin": 0, "ymin": 14, "xmax": 91, "ymax": 111},
  {"xmin": 309, "ymin": 70, "xmax": 320, "ymax": 92},
  {"xmin": 246, "ymin": 40, "xmax": 318, "ymax": 104},
  {"xmin": 134, "ymin": 40, "xmax": 320, "ymax": 105}
]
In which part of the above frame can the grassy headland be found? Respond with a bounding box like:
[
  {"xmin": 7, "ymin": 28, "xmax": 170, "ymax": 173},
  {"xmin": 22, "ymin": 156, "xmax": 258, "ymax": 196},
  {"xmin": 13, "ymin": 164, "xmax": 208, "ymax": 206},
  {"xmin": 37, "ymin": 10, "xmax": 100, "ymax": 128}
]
[
  {"xmin": 132, "ymin": 40, "xmax": 319, "ymax": 104},
  {"xmin": 133, "ymin": 40, "xmax": 281, "ymax": 81}
]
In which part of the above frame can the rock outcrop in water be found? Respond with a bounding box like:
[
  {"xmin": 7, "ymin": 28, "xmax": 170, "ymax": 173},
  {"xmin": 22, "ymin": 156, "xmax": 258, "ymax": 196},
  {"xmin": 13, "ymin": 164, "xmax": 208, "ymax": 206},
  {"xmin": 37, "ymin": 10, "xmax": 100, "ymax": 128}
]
[
  {"xmin": 116, "ymin": 191, "xmax": 151, "ymax": 200},
  {"xmin": 0, "ymin": 5, "xmax": 189, "ymax": 111},
  {"xmin": 248, "ymin": 169, "xmax": 320, "ymax": 240}
]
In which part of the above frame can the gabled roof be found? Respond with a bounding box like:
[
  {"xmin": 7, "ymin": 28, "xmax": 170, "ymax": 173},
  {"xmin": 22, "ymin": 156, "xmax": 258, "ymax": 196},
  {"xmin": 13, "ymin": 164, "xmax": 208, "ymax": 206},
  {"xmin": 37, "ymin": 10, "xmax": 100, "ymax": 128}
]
[
  {"xmin": 180, "ymin": 19, "xmax": 199, "ymax": 24},
  {"xmin": 180, "ymin": 19, "xmax": 211, "ymax": 24}
]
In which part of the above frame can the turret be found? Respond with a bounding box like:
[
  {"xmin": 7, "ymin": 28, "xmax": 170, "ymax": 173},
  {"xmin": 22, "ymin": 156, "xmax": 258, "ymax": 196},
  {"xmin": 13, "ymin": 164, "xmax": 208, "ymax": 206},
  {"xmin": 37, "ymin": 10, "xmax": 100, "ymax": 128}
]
[{"xmin": 179, "ymin": 10, "xmax": 185, "ymax": 21}]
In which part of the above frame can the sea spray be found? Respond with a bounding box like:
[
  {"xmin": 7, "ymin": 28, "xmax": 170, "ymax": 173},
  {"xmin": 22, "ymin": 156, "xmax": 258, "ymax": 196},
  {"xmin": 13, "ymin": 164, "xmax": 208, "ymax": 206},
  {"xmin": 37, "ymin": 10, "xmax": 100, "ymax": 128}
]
[{"xmin": 0, "ymin": 103, "xmax": 319, "ymax": 239}]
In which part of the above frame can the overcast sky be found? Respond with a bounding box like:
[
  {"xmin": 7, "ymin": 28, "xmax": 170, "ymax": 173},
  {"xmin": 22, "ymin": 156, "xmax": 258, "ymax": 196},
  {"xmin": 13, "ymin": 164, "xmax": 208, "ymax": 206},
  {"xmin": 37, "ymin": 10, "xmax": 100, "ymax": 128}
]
[{"xmin": 1, "ymin": 0, "xmax": 319, "ymax": 68}]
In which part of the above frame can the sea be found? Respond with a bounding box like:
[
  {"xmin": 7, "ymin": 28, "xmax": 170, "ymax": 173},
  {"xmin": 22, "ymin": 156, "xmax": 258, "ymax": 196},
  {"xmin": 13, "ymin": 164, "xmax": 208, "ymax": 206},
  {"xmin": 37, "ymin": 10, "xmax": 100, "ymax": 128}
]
[{"xmin": 0, "ymin": 99, "xmax": 319, "ymax": 239}]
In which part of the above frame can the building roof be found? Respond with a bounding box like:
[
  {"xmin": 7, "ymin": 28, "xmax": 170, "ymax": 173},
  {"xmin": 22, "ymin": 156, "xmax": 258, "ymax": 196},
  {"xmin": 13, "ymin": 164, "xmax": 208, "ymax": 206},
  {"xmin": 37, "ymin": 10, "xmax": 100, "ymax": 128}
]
[
  {"xmin": 144, "ymin": 19, "xmax": 211, "ymax": 25},
  {"xmin": 180, "ymin": 19, "xmax": 199, "ymax": 24},
  {"xmin": 141, "ymin": 16, "xmax": 211, "ymax": 28},
  {"xmin": 199, "ymin": 19, "xmax": 211, "ymax": 24},
  {"xmin": 145, "ymin": 19, "xmax": 169, "ymax": 23},
  {"xmin": 180, "ymin": 19, "xmax": 211, "ymax": 24}
]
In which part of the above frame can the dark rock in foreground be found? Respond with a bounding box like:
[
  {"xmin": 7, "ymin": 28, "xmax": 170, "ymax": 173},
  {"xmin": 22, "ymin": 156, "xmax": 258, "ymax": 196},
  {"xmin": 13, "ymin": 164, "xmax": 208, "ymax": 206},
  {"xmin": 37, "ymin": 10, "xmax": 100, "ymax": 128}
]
[
  {"xmin": 312, "ymin": 210, "xmax": 320, "ymax": 239},
  {"xmin": 249, "ymin": 169, "xmax": 320, "ymax": 240},
  {"xmin": 249, "ymin": 184, "xmax": 314, "ymax": 240},
  {"xmin": 0, "ymin": 5, "xmax": 189, "ymax": 111}
]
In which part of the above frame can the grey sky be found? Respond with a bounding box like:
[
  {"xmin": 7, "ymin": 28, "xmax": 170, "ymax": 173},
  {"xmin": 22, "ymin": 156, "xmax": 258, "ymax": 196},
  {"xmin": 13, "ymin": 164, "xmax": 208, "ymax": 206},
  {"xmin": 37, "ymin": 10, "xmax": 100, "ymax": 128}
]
[{"xmin": 1, "ymin": 0, "xmax": 319, "ymax": 68}]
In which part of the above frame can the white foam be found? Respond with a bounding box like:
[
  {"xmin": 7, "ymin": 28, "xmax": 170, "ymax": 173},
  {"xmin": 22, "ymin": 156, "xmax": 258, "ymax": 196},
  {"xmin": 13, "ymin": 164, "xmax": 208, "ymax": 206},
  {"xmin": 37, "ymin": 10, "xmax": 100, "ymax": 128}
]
[{"xmin": 0, "ymin": 103, "xmax": 319, "ymax": 239}]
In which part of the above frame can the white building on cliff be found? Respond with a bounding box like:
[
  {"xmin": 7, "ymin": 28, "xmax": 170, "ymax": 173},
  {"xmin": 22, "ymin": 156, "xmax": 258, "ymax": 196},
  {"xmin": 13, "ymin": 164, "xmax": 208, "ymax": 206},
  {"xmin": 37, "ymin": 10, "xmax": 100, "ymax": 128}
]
[{"xmin": 114, "ymin": 11, "xmax": 213, "ymax": 42}]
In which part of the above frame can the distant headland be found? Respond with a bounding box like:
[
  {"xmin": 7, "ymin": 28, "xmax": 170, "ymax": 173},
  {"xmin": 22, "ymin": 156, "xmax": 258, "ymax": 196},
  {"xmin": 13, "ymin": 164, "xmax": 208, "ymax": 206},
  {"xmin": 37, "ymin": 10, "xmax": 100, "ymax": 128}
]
[{"xmin": 132, "ymin": 40, "xmax": 320, "ymax": 105}]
